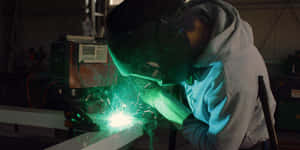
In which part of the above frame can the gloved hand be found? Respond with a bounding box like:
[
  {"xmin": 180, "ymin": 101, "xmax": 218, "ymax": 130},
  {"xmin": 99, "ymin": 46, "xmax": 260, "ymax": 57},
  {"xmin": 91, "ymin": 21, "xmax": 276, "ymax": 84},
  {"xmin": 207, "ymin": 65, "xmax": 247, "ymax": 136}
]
[{"xmin": 140, "ymin": 86, "xmax": 191, "ymax": 126}]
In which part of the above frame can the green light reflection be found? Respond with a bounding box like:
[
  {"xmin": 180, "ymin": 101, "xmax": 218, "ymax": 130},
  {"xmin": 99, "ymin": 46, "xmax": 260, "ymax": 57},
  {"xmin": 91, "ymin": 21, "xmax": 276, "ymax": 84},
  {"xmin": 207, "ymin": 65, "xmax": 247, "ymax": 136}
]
[
  {"xmin": 140, "ymin": 88, "xmax": 191, "ymax": 125},
  {"xmin": 84, "ymin": 77, "xmax": 157, "ymax": 132}
]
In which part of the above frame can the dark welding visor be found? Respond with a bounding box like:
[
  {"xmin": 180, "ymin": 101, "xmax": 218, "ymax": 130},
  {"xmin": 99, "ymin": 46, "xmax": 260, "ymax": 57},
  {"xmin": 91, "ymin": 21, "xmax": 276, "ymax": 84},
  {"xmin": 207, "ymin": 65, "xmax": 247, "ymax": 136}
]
[{"xmin": 106, "ymin": 0, "xmax": 192, "ymax": 86}]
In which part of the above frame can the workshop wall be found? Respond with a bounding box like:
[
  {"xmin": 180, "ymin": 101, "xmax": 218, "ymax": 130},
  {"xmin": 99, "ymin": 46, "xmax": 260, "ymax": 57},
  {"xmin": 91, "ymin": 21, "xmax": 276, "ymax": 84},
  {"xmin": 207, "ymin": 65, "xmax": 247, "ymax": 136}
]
[
  {"xmin": 0, "ymin": 15, "xmax": 7, "ymax": 72},
  {"xmin": 20, "ymin": 0, "xmax": 84, "ymax": 48},
  {"xmin": 229, "ymin": 0, "xmax": 300, "ymax": 62},
  {"xmin": 0, "ymin": 0, "xmax": 85, "ymax": 72},
  {"xmin": 0, "ymin": 0, "xmax": 14, "ymax": 72}
]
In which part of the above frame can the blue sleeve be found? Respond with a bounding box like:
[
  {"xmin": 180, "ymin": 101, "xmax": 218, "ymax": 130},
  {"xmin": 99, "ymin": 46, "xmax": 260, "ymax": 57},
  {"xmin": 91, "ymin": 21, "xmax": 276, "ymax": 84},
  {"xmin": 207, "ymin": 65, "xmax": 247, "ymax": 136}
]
[{"xmin": 182, "ymin": 74, "xmax": 256, "ymax": 150}]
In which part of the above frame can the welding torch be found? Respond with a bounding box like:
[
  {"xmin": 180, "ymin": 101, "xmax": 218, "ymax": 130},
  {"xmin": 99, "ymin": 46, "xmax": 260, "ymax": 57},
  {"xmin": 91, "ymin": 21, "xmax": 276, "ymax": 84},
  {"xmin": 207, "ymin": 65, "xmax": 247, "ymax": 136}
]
[{"xmin": 140, "ymin": 85, "xmax": 192, "ymax": 127}]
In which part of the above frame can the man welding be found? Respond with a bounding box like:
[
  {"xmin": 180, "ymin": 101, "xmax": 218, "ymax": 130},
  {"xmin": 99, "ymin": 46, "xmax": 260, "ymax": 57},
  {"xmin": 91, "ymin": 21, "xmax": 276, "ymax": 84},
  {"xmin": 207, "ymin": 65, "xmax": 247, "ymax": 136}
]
[{"xmin": 106, "ymin": 0, "xmax": 276, "ymax": 149}]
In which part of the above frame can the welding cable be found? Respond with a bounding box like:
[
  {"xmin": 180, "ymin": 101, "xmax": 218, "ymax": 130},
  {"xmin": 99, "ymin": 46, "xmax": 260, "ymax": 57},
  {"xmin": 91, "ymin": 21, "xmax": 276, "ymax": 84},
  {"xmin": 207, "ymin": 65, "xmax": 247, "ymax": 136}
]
[
  {"xmin": 144, "ymin": 124, "xmax": 155, "ymax": 150},
  {"xmin": 26, "ymin": 73, "xmax": 33, "ymax": 107},
  {"xmin": 149, "ymin": 131, "xmax": 154, "ymax": 150}
]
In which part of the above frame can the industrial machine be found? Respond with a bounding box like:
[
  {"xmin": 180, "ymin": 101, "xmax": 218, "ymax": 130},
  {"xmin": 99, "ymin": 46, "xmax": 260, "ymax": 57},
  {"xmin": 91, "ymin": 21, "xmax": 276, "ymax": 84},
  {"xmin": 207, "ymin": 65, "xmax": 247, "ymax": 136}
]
[
  {"xmin": 50, "ymin": 35, "xmax": 116, "ymax": 89},
  {"xmin": 50, "ymin": 35, "xmax": 117, "ymax": 132}
]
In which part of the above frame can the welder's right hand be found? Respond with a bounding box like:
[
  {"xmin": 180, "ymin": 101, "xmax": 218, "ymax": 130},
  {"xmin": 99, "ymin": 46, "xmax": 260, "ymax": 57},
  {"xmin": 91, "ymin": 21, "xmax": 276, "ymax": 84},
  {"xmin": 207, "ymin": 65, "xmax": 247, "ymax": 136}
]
[{"xmin": 140, "ymin": 87, "xmax": 192, "ymax": 126}]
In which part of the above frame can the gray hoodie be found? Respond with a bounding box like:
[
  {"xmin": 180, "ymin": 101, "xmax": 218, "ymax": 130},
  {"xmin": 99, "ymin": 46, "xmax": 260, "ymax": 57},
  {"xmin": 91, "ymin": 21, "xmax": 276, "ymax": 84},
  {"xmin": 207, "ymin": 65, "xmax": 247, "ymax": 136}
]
[{"xmin": 181, "ymin": 0, "xmax": 276, "ymax": 149}]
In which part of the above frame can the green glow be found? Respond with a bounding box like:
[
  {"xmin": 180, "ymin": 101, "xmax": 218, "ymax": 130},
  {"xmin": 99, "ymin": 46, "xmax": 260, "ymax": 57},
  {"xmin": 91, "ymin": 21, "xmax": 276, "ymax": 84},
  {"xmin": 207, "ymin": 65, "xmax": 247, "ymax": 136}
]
[
  {"xmin": 141, "ymin": 89, "xmax": 191, "ymax": 125},
  {"xmin": 84, "ymin": 77, "xmax": 158, "ymax": 132},
  {"xmin": 108, "ymin": 112, "xmax": 133, "ymax": 128},
  {"xmin": 76, "ymin": 113, "xmax": 81, "ymax": 118},
  {"xmin": 108, "ymin": 47, "xmax": 174, "ymax": 87},
  {"xmin": 83, "ymin": 76, "xmax": 189, "ymax": 132}
]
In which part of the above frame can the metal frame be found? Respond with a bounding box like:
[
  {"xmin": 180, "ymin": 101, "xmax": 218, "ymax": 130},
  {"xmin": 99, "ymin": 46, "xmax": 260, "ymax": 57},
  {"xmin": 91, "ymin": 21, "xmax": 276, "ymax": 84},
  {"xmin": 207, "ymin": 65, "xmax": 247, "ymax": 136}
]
[{"xmin": 89, "ymin": 0, "xmax": 108, "ymax": 37}]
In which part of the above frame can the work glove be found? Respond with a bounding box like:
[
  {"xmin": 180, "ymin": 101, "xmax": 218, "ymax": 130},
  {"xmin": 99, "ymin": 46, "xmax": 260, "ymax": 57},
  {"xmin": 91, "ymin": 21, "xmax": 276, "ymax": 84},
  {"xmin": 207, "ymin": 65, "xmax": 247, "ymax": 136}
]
[{"xmin": 139, "ymin": 84, "xmax": 191, "ymax": 126}]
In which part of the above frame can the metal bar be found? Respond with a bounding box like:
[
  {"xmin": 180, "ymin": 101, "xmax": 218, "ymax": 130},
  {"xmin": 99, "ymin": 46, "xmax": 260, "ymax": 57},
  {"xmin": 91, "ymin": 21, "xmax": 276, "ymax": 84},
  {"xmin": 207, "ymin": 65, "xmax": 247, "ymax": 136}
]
[
  {"xmin": 90, "ymin": 0, "xmax": 96, "ymax": 36},
  {"xmin": 0, "ymin": 105, "xmax": 67, "ymax": 130},
  {"xmin": 258, "ymin": 76, "xmax": 279, "ymax": 150},
  {"xmin": 45, "ymin": 124, "xmax": 144, "ymax": 150},
  {"xmin": 95, "ymin": 12, "xmax": 104, "ymax": 16}
]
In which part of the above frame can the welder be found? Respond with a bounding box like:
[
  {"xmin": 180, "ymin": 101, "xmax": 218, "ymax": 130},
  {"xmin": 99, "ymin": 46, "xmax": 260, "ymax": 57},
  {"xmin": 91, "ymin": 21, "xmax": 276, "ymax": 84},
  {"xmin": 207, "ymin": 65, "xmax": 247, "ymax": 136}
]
[{"xmin": 106, "ymin": 0, "xmax": 276, "ymax": 150}]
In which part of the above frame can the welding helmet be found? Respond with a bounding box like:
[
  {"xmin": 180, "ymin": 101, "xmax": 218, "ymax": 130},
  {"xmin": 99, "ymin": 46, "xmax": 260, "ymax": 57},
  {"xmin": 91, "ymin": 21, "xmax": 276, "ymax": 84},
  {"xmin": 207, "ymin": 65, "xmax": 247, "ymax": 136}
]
[{"xmin": 106, "ymin": 0, "xmax": 195, "ymax": 86}]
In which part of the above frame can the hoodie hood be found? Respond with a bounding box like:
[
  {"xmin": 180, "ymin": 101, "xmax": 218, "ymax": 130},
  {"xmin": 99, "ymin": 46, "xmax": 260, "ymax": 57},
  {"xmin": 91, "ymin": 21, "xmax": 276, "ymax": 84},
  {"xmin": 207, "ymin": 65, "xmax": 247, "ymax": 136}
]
[{"xmin": 187, "ymin": 0, "xmax": 254, "ymax": 68}]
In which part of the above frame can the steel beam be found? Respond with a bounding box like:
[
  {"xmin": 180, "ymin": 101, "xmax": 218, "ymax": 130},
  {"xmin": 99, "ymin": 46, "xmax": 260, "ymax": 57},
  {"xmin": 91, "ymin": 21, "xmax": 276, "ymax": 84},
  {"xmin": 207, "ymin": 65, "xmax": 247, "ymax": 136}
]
[
  {"xmin": 0, "ymin": 105, "xmax": 66, "ymax": 130},
  {"xmin": 45, "ymin": 124, "xmax": 144, "ymax": 150}
]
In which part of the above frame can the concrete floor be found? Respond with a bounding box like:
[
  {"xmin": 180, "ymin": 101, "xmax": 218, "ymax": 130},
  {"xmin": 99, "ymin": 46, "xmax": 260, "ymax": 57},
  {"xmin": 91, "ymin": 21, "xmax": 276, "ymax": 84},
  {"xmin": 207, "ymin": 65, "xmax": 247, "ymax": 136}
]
[
  {"xmin": 132, "ymin": 129, "xmax": 300, "ymax": 150},
  {"xmin": 0, "ymin": 136, "xmax": 60, "ymax": 150},
  {"xmin": 0, "ymin": 128, "xmax": 300, "ymax": 150},
  {"xmin": 131, "ymin": 127, "xmax": 193, "ymax": 150}
]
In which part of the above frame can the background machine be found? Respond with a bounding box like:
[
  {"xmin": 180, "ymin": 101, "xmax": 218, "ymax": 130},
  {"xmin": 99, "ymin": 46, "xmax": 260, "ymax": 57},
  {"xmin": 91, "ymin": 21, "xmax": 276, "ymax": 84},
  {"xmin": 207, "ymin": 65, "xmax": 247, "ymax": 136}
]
[{"xmin": 50, "ymin": 35, "xmax": 117, "ymax": 132}]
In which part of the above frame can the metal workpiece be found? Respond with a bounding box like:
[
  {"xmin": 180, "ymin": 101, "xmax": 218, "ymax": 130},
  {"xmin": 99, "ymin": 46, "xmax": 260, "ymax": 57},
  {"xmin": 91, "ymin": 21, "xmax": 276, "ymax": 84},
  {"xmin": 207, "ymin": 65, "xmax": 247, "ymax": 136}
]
[
  {"xmin": 0, "ymin": 105, "xmax": 144, "ymax": 150},
  {"xmin": 0, "ymin": 105, "xmax": 66, "ymax": 130},
  {"xmin": 45, "ymin": 124, "xmax": 144, "ymax": 150}
]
